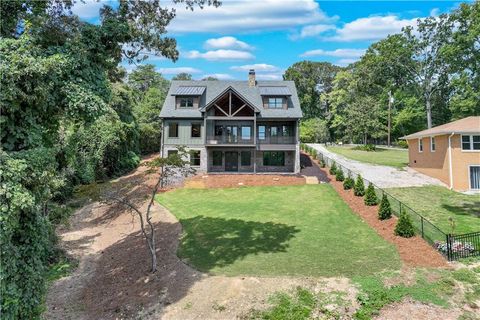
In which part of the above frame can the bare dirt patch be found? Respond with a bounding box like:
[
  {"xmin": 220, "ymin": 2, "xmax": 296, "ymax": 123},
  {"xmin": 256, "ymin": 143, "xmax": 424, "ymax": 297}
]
[
  {"xmin": 185, "ymin": 173, "xmax": 306, "ymax": 189},
  {"xmin": 374, "ymin": 298, "xmax": 461, "ymax": 320},
  {"xmin": 311, "ymin": 157, "xmax": 449, "ymax": 268}
]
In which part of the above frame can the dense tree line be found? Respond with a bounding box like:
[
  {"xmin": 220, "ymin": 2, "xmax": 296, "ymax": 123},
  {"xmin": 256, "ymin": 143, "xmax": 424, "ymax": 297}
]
[
  {"xmin": 0, "ymin": 0, "xmax": 217, "ymax": 318},
  {"xmin": 286, "ymin": 2, "xmax": 479, "ymax": 145}
]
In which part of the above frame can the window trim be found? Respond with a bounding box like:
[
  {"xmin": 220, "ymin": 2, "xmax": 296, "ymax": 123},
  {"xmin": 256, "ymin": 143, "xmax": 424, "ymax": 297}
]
[
  {"xmin": 461, "ymin": 134, "xmax": 480, "ymax": 152},
  {"xmin": 189, "ymin": 150, "xmax": 201, "ymax": 166},
  {"xmin": 212, "ymin": 151, "xmax": 222, "ymax": 166},
  {"xmin": 263, "ymin": 151, "xmax": 285, "ymax": 166},
  {"xmin": 168, "ymin": 122, "xmax": 179, "ymax": 138},
  {"xmin": 267, "ymin": 97, "xmax": 284, "ymax": 109},
  {"xmin": 430, "ymin": 136, "xmax": 436, "ymax": 152},
  {"xmin": 240, "ymin": 151, "xmax": 251, "ymax": 166},
  {"xmin": 178, "ymin": 96, "xmax": 194, "ymax": 108},
  {"xmin": 191, "ymin": 123, "xmax": 202, "ymax": 138},
  {"xmin": 468, "ymin": 165, "xmax": 480, "ymax": 190},
  {"xmin": 418, "ymin": 138, "xmax": 423, "ymax": 153}
]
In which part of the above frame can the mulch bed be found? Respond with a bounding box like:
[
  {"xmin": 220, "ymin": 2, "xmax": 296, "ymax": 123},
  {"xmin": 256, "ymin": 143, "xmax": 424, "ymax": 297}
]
[
  {"xmin": 186, "ymin": 174, "xmax": 306, "ymax": 189},
  {"xmin": 310, "ymin": 158, "xmax": 449, "ymax": 268}
]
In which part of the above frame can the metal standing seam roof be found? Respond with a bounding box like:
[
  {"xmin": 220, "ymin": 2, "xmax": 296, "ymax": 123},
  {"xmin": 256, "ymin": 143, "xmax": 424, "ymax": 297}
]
[
  {"xmin": 172, "ymin": 86, "xmax": 206, "ymax": 95},
  {"xmin": 160, "ymin": 80, "xmax": 303, "ymax": 119},
  {"xmin": 258, "ymin": 86, "xmax": 291, "ymax": 96}
]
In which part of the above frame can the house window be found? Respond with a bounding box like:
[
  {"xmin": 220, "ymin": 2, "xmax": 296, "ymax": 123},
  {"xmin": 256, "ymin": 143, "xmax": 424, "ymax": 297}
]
[
  {"xmin": 212, "ymin": 151, "xmax": 222, "ymax": 166},
  {"xmin": 189, "ymin": 150, "xmax": 201, "ymax": 166},
  {"xmin": 215, "ymin": 125, "xmax": 223, "ymax": 136},
  {"xmin": 430, "ymin": 137, "xmax": 436, "ymax": 152},
  {"xmin": 267, "ymin": 97, "xmax": 284, "ymax": 109},
  {"xmin": 418, "ymin": 138, "xmax": 423, "ymax": 152},
  {"xmin": 191, "ymin": 123, "xmax": 201, "ymax": 138},
  {"xmin": 241, "ymin": 151, "xmax": 251, "ymax": 166},
  {"xmin": 179, "ymin": 97, "xmax": 194, "ymax": 108},
  {"xmin": 282, "ymin": 125, "xmax": 293, "ymax": 137},
  {"xmin": 263, "ymin": 151, "xmax": 285, "ymax": 166},
  {"xmin": 470, "ymin": 166, "xmax": 480, "ymax": 190},
  {"xmin": 462, "ymin": 135, "xmax": 480, "ymax": 151},
  {"xmin": 270, "ymin": 126, "xmax": 280, "ymax": 137},
  {"xmin": 241, "ymin": 126, "xmax": 251, "ymax": 140},
  {"xmin": 167, "ymin": 150, "xmax": 178, "ymax": 157},
  {"xmin": 258, "ymin": 126, "xmax": 266, "ymax": 140},
  {"xmin": 168, "ymin": 122, "xmax": 179, "ymax": 138}
]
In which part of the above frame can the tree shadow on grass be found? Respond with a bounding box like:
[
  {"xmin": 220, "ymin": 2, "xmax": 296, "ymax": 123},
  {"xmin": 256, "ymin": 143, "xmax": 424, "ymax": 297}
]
[
  {"xmin": 442, "ymin": 202, "xmax": 480, "ymax": 218},
  {"xmin": 178, "ymin": 216, "xmax": 300, "ymax": 271}
]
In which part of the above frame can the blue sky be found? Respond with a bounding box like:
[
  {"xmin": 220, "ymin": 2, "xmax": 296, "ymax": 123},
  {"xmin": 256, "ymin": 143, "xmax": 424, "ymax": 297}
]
[{"xmin": 72, "ymin": 0, "xmax": 467, "ymax": 80}]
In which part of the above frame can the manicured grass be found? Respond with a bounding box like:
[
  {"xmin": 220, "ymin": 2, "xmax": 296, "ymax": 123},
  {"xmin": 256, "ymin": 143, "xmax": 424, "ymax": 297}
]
[
  {"xmin": 156, "ymin": 185, "xmax": 401, "ymax": 277},
  {"xmin": 386, "ymin": 186, "xmax": 480, "ymax": 234},
  {"xmin": 326, "ymin": 146, "xmax": 408, "ymax": 168}
]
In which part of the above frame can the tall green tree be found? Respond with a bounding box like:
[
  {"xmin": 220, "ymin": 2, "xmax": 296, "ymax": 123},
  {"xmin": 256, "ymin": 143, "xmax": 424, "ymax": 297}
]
[
  {"xmin": 172, "ymin": 72, "xmax": 193, "ymax": 80},
  {"xmin": 284, "ymin": 61, "xmax": 342, "ymax": 119}
]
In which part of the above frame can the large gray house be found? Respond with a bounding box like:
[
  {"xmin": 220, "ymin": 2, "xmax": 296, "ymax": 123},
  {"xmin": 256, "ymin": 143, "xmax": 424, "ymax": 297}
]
[{"xmin": 159, "ymin": 70, "xmax": 303, "ymax": 173}]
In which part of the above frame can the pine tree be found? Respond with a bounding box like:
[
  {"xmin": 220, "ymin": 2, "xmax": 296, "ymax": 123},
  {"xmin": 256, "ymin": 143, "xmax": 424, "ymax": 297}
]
[
  {"xmin": 395, "ymin": 210, "xmax": 415, "ymax": 238},
  {"xmin": 378, "ymin": 194, "xmax": 392, "ymax": 220},
  {"xmin": 335, "ymin": 167, "xmax": 345, "ymax": 181},
  {"xmin": 343, "ymin": 175, "xmax": 354, "ymax": 190},
  {"xmin": 329, "ymin": 161, "xmax": 337, "ymax": 175},
  {"xmin": 364, "ymin": 183, "xmax": 378, "ymax": 206},
  {"xmin": 354, "ymin": 174, "xmax": 365, "ymax": 196}
]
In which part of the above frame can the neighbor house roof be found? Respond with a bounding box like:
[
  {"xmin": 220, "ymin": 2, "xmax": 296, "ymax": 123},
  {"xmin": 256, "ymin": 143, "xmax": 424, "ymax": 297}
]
[
  {"xmin": 401, "ymin": 116, "xmax": 480, "ymax": 139},
  {"xmin": 160, "ymin": 80, "xmax": 303, "ymax": 119}
]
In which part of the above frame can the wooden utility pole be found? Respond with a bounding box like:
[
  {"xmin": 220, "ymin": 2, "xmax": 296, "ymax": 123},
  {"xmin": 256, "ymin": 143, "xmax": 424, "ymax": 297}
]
[{"xmin": 387, "ymin": 91, "xmax": 393, "ymax": 147}]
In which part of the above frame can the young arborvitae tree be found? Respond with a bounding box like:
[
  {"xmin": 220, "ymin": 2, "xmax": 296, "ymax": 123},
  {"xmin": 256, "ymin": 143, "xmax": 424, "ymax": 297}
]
[
  {"xmin": 104, "ymin": 146, "xmax": 195, "ymax": 272},
  {"xmin": 320, "ymin": 159, "xmax": 326, "ymax": 168},
  {"xmin": 364, "ymin": 183, "xmax": 378, "ymax": 206},
  {"xmin": 378, "ymin": 194, "xmax": 392, "ymax": 220},
  {"xmin": 354, "ymin": 174, "xmax": 365, "ymax": 196},
  {"xmin": 329, "ymin": 161, "xmax": 337, "ymax": 175},
  {"xmin": 395, "ymin": 210, "xmax": 415, "ymax": 238},
  {"xmin": 335, "ymin": 167, "xmax": 345, "ymax": 181},
  {"xmin": 343, "ymin": 174, "xmax": 354, "ymax": 190}
]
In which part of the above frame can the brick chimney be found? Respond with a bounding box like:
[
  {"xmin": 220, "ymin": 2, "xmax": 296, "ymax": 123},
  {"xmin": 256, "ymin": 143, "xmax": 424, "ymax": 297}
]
[{"xmin": 248, "ymin": 69, "xmax": 256, "ymax": 87}]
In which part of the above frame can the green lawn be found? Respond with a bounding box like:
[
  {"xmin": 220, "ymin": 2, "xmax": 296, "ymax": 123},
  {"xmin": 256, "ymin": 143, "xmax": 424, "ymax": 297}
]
[
  {"xmin": 156, "ymin": 185, "xmax": 401, "ymax": 277},
  {"xmin": 326, "ymin": 146, "xmax": 408, "ymax": 168},
  {"xmin": 386, "ymin": 186, "xmax": 480, "ymax": 234}
]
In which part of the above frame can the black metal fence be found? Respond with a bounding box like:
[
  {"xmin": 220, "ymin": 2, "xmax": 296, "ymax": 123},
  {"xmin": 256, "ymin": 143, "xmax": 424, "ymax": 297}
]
[{"xmin": 301, "ymin": 144, "xmax": 480, "ymax": 261}]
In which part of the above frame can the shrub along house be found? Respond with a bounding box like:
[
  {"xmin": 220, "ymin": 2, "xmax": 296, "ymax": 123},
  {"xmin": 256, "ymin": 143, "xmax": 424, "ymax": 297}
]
[
  {"xmin": 402, "ymin": 116, "xmax": 480, "ymax": 192},
  {"xmin": 159, "ymin": 70, "xmax": 303, "ymax": 173}
]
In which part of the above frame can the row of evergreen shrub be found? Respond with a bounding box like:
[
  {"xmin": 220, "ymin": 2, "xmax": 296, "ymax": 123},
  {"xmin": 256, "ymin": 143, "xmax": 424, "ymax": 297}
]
[{"xmin": 327, "ymin": 160, "xmax": 415, "ymax": 238}]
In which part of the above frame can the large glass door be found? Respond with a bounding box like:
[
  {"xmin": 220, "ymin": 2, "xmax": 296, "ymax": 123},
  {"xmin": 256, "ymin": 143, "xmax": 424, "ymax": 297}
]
[
  {"xmin": 225, "ymin": 152, "xmax": 238, "ymax": 171},
  {"xmin": 226, "ymin": 126, "xmax": 238, "ymax": 143}
]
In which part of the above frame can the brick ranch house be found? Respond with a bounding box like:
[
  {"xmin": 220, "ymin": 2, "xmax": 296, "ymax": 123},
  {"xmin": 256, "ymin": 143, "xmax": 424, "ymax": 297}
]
[
  {"xmin": 402, "ymin": 116, "xmax": 480, "ymax": 192},
  {"xmin": 159, "ymin": 70, "xmax": 303, "ymax": 173}
]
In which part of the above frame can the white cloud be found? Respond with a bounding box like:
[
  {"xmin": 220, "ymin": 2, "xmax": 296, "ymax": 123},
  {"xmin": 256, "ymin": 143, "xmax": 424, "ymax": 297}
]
[
  {"xmin": 300, "ymin": 48, "xmax": 366, "ymax": 58},
  {"xmin": 327, "ymin": 15, "xmax": 417, "ymax": 42},
  {"xmin": 335, "ymin": 59, "xmax": 359, "ymax": 67},
  {"xmin": 230, "ymin": 64, "xmax": 280, "ymax": 72},
  {"xmin": 255, "ymin": 73, "xmax": 284, "ymax": 81},
  {"xmin": 430, "ymin": 8, "xmax": 440, "ymax": 17},
  {"xmin": 71, "ymin": 0, "xmax": 106, "ymax": 19},
  {"xmin": 201, "ymin": 73, "xmax": 235, "ymax": 80},
  {"xmin": 168, "ymin": 0, "xmax": 336, "ymax": 33},
  {"xmin": 157, "ymin": 67, "xmax": 202, "ymax": 75},
  {"xmin": 185, "ymin": 49, "xmax": 254, "ymax": 61},
  {"xmin": 204, "ymin": 36, "xmax": 253, "ymax": 50},
  {"xmin": 292, "ymin": 24, "xmax": 336, "ymax": 39}
]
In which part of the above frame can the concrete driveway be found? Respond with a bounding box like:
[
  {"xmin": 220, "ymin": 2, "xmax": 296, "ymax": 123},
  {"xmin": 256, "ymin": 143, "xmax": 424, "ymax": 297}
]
[{"xmin": 308, "ymin": 144, "xmax": 447, "ymax": 189}]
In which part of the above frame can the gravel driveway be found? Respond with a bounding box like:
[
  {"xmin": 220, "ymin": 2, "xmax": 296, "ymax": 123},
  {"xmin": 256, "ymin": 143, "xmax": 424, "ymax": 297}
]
[{"xmin": 308, "ymin": 144, "xmax": 447, "ymax": 189}]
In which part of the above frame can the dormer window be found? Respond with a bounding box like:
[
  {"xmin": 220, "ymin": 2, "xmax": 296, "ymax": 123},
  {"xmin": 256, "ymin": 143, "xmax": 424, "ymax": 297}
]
[
  {"xmin": 268, "ymin": 97, "xmax": 284, "ymax": 109},
  {"xmin": 179, "ymin": 96, "xmax": 194, "ymax": 108}
]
